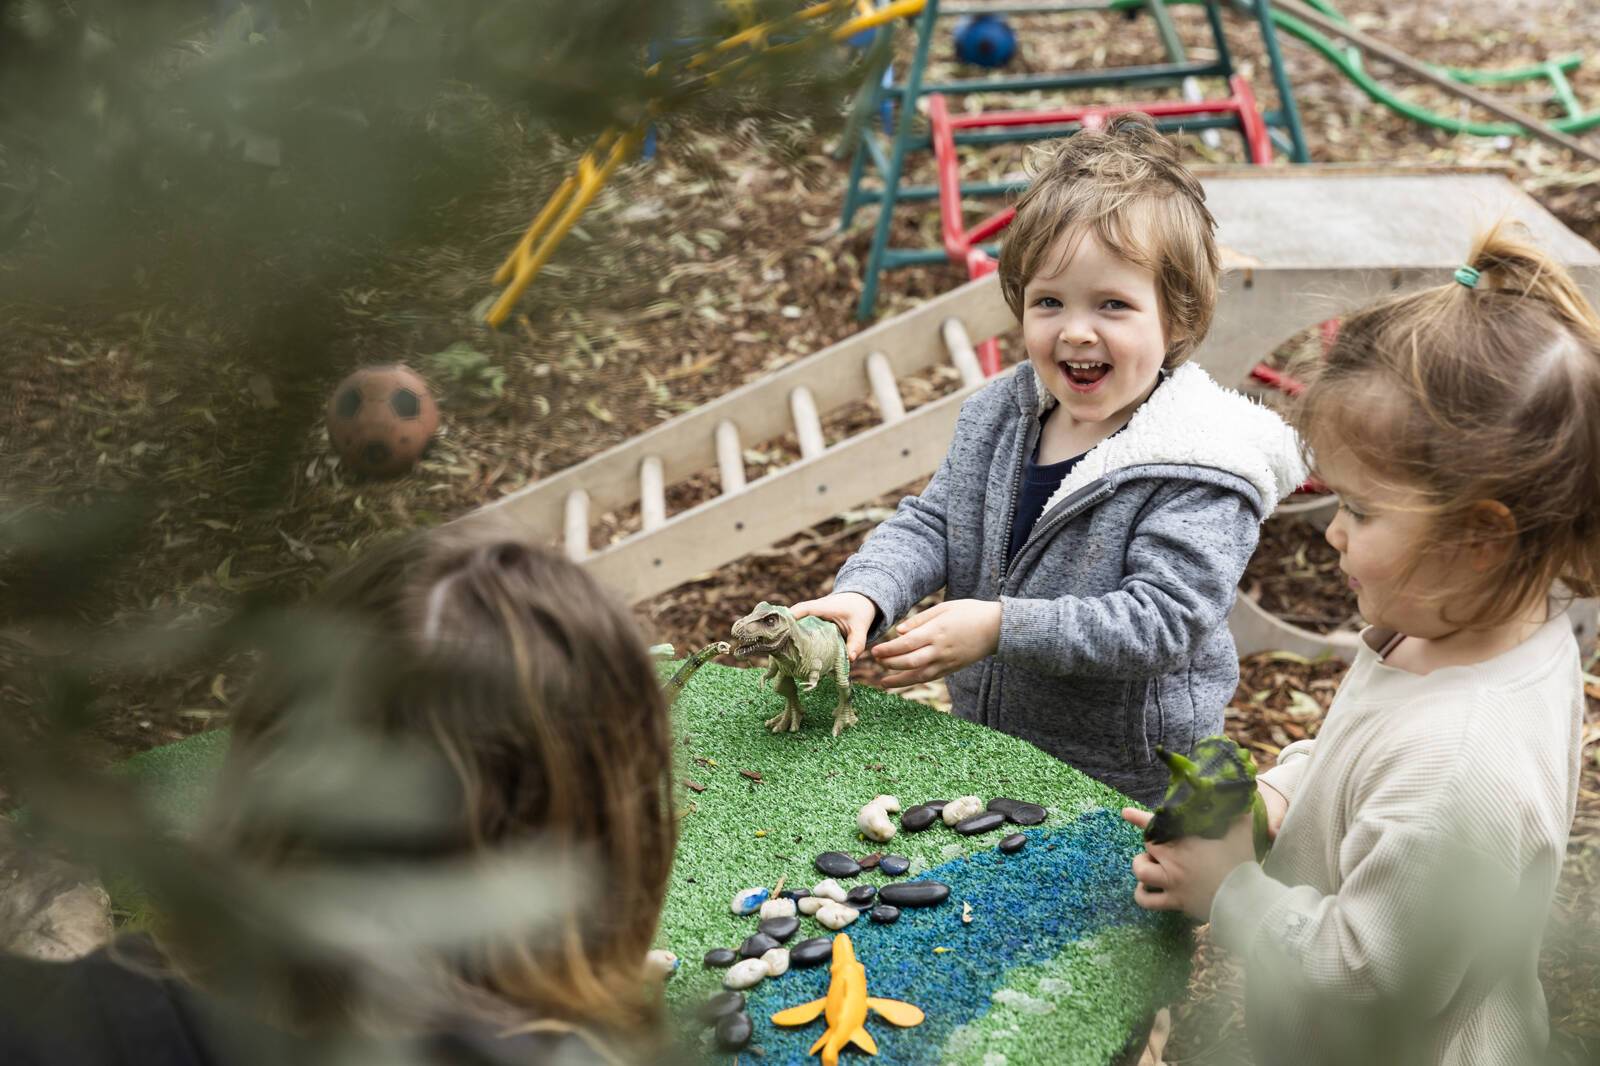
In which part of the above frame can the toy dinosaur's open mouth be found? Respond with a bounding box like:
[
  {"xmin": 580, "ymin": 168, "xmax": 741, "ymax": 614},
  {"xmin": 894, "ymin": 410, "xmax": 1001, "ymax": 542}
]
[{"xmin": 732, "ymin": 635, "xmax": 783, "ymax": 657}]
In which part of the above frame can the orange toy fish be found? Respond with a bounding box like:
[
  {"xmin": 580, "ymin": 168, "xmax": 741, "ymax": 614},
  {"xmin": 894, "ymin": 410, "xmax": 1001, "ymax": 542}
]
[{"xmin": 770, "ymin": 933, "xmax": 925, "ymax": 1065}]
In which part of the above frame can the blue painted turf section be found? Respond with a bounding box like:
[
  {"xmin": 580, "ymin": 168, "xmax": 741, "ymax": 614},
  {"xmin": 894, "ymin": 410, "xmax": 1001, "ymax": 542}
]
[{"xmin": 739, "ymin": 807, "xmax": 1159, "ymax": 1064}]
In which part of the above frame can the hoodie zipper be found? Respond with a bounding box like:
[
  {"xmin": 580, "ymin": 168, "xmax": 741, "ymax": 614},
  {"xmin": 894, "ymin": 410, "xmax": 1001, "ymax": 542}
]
[
  {"xmin": 986, "ymin": 388, "xmax": 1115, "ymax": 723},
  {"xmin": 983, "ymin": 405, "xmax": 1037, "ymax": 729},
  {"xmin": 981, "ymin": 475, "xmax": 1115, "ymax": 729},
  {"xmin": 997, "ymin": 412, "xmax": 1035, "ymax": 581},
  {"xmin": 1003, "ymin": 479, "xmax": 1116, "ymax": 588},
  {"xmin": 1001, "ymin": 366, "xmax": 1149, "ymax": 585}
]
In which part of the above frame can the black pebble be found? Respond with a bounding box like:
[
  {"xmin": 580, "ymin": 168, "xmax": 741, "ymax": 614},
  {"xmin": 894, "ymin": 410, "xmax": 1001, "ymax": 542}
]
[
  {"xmin": 790, "ymin": 936, "xmax": 834, "ymax": 968},
  {"xmin": 759, "ymin": 915, "xmax": 800, "ymax": 942},
  {"xmin": 900, "ymin": 805, "xmax": 939, "ymax": 832},
  {"xmin": 999, "ymin": 833, "xmax": 1027, "ymax": 854},
  {"xmin": 1007, "ymin": 802, "xmax": 1047, "ymax": 826},
  {"xmin": 845, "ymin": 885, "xmax": 877, "ymax": 907},
  {"xmin": 877, "ymin": 854, "xmax": 911, "ymax": 877},
  {"xmin": 814, "ymin": 851, "xmax": 862, "ymax": 878},
  {"xmin": 714, "ymin": 1011, "xmax": 753, "ymax": 1051},
  {"xmin": 924, "ymin": 799, "xmax": 949, "ymax": 812},
  {"xmin": 953, "ymin": 811, "xmax": 1007, "ymax": 836},
  {"xmin": 878, "ymin": 881, "xmax": 951, "ymax": 908},
  {"xmin": 869, "ymin": 904, "xmax": 900, "ymax": 924},
  {"xmin": 698, "ymin": 990, "xmax": 746, "ymax": 1024},
  {"xmin": 780, "ymin": 888, "xmax": 811, "ymax": 902},
  {"xmin": 987, "ymin": 797, "xmax": 1022, "ymax": 817},
  {"xmin": 739, "ymin": 933, "xmax": 780, "ymax": 959},
  {"xmin": 703, "ymin": 947, "xmax": 737, "ymax": 968}
]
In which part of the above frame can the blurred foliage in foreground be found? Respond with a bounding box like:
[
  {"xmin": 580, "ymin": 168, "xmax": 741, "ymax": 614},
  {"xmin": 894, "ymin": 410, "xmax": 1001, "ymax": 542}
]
[
  {"xmin": 0, "ymin": 0, "xmax": 856, "ymax": 313},
  {"xmin": 0, "ymin": 2, "xmax": 863, "ymax": 1061}
]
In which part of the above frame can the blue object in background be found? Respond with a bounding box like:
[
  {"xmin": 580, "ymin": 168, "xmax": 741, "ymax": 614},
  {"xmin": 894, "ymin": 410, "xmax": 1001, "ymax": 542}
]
[
  {"xmin": 952, "ymin": 14, "xmax": 1017, "ymax": 69},
  {"xmin": 846, "ymin": 24, "xmax": 880, "ymax": 50},
  {"xmin": 880, "ymin": 62, "xmax": 896, "ymax": 135}
]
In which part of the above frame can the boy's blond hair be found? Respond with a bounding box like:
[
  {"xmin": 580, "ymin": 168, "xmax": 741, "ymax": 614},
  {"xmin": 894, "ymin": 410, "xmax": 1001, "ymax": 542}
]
[{"xmin": 998, "ymin": 113, "xmax": 1219, "ymax": 368}]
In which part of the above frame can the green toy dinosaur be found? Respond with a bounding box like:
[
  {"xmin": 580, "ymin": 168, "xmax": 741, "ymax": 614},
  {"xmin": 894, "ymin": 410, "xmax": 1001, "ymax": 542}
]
[
  {"xmin": 1145, "ymin": 735, "xmax": 1272, "ymax": 863},
  {"xmin": 661, "ymin": 640, "xmax": 731, "ymax": 704},
  {"xmin": 729, "ymin": 602, "xmax": 855, "ymax": 737}
]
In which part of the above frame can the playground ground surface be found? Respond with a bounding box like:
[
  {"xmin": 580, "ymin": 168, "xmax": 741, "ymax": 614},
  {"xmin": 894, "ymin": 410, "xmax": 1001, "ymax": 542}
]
[{"xmin": 2, "ymin": 0, "xmax": 1598, "ymax": 1060}]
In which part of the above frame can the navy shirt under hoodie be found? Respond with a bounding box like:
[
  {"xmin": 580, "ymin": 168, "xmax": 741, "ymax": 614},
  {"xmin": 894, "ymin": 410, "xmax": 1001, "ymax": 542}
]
[{"xmin": 1005, "ymin": 375, "xmax": 1162, "ymax": 568}]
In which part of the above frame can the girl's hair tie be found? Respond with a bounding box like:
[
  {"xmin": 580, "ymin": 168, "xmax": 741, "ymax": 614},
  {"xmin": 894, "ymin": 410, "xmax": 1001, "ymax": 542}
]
[{"xmin": 1454, "ymin": 265, "xmax": 1481, "ymax": 289}]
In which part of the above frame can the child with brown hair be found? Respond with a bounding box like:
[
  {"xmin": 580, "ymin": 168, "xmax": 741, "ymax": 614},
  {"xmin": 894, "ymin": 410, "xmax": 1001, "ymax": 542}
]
[
  {"xmin": 0, "ymin": 526, "xmax": 680, "ymax": 1065},
  {"xmin": 795, "ymin": 113, "xmax": 1304, "ymax": 805},
  {"xmin": 1125, "ymin": 225, "xmax": 1595, "ymax": 1066}
]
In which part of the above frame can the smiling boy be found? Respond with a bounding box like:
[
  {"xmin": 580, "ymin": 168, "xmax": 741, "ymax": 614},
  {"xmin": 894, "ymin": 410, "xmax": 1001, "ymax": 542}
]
[{"xmin": 794, "ymin": 115, "xmax": 1305, "ymax": 804}]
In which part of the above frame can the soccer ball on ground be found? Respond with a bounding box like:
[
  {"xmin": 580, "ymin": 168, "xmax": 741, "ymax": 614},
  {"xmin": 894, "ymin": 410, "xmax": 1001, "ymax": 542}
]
[{"xmin": 325, "ymin": 365, "xmax": 439, "ymax": 478}]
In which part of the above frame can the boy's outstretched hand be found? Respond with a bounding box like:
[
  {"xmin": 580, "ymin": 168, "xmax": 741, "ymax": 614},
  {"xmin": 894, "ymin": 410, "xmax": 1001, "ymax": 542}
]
[
  {"xmin": 870, "ymin": 599, "xmax": 1001, "ymax": 687},
  {"xmin": 1121, "ymin": 807, "xmax": 1256, "ymax": 922},
  {"xmin": 790, "ymin": 592, "xmax": 878, "ymax": 662}
]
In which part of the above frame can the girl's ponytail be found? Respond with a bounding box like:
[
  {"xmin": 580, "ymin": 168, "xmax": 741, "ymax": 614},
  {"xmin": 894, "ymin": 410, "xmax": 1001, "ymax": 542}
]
[
  {"xmin": 1465, "ymin": 223, "xmax": 1600, "ymax": 343},
  {"xmin": 1298, "ymin": 222, "xmax": 1600, "ymax": 627},
  {"xmin": 1467, "ymin": 224, "xmax": 1600, "ymax": 601}
]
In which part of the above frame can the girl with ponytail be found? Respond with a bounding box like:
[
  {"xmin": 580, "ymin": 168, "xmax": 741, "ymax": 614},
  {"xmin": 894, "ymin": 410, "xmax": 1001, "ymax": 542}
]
[{"xmin": 1126, "ymin": 224, "xmax": 1596, "ymax": 1066}]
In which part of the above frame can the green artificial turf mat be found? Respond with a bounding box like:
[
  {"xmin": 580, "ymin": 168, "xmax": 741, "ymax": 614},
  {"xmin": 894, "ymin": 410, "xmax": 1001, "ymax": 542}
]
[
  {"xmin": 119, "ymin": 728, "xmax": 231, "ymax": 834},
  {"xmin": 100, "ymin": 662, "xmax": 1191, "ymax": 1063},
  {"xmin": 660, "ymin": 662, "xmax": 1190, "ymax": 1063},
  {"xmin": 940, "ymin": 925, "xmax": 1188, "ymax": 1066}
]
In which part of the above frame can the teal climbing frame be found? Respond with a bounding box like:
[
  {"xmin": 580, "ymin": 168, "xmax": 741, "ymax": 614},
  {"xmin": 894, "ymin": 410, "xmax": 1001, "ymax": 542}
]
[{"xmin": 842, "ymin": 0, "xmax": 1309, "ymax": 318}]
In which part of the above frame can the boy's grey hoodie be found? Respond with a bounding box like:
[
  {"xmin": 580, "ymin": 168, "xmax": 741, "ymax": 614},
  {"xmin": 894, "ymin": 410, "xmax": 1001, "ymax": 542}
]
[{"xmin": 833, "ymin": 361, "xmax": 1306, "ymax": 806}]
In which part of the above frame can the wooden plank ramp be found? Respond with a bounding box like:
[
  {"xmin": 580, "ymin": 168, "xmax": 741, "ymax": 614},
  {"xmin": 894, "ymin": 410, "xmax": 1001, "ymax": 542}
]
[{"xmin": 464, "ymin": 270, "xmax": 1012, "ymax": 603}]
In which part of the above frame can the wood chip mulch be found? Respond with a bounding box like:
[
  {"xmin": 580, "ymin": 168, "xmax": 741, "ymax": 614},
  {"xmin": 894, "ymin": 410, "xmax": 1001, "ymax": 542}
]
[{"xmin": 1239, "ymin": 517, "xmax": 1360, "ymax": 636}]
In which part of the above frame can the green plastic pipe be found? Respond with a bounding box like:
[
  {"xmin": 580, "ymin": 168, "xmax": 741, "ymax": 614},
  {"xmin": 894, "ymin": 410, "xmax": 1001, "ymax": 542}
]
[{"xmin": 1109, "ymin": 0, "xmax": 1600, "ymax": 136}]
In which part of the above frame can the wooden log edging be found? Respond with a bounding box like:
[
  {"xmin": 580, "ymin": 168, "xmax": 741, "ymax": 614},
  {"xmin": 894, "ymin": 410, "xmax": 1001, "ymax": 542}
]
[{"xmin": 1230, "ymin": 590, "xmax": 1600, "ymax": 661}]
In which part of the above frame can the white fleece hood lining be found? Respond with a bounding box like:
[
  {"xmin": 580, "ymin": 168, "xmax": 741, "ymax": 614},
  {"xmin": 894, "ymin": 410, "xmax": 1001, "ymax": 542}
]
[{"xmin": 1030, "ymin": 362, "xmax": 1307, "ymax": 523}]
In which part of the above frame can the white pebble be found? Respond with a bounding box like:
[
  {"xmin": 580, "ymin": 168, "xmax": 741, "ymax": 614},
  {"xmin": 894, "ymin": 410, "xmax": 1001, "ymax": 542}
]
[
  {"xmin": 641, "ymin": 949, "xmax": 678, "ymax": 981},
  {"xmin": 858, "ymin": 807, "xmax": 895, "ymax": 843},
  {"xmin": 942, "ymin": 795, "xmax": 984, "ymax": 826},
  {"xmin": 723, "ymin": 958, "xmax": 768, "ymax": 990},
  {"xmin": 798, "ymin": 895, "xmax": 824, "ymax": 916},
  {"xmin": 730, "ymin": 886, "xmax": 769, "ymax": 915},
  {"xmin": 813, "ymin": 878, "xmax": 849, "ymax": 903},
  {"xmin": 857, "ymin": 793, "xmax": 901, "ymax": 843},
  {"xmin": 761, "ymin": 947, "xmax": 790, "ymax": 977},
  {"xmin": 759, "ymin": 897, "xmax": 797, "ymax": 920},
  {"xmin": 815, "ymin": 901, "xmax": 859, "ymax": 930}
]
